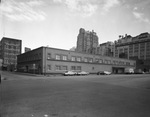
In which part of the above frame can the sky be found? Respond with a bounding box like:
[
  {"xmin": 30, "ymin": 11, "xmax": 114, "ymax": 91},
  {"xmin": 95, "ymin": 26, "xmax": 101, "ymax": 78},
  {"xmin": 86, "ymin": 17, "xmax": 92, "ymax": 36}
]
[{"xmin": 0, "ymin": 0, "xmax": 150, "ymax": 52}]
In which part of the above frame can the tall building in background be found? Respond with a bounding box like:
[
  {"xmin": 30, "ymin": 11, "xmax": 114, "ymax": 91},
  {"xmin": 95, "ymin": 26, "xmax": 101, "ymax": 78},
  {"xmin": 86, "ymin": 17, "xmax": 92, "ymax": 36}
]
[
  {"xmin": 114, "ymin": 32, "xmax": 150, "ymax": 72},
  {"xmin": 25, "ymin": 47, "xmax": 31, "ymax": 53},
  {"xmin": 76, "ymin": 28, "xmax": 99, "ymax": 54},
  {"xmin": 97, "ymin": 41, "xmax": 114, "ymax": 57},
  {"xmin": 0, "ymin": 37, "xmax": 22, "ymax": 71},
  {"xmin": 114, "ymin": 34, "xmax": 132, "ymax": 59}
]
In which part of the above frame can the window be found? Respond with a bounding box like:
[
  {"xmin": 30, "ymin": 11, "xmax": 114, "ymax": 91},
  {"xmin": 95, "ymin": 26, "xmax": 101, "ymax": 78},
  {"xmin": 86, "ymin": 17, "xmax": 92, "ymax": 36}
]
[
  {"xmin": 99, "ymin": 59, "xmax": 103, "ymax": 63},
  {"xmin": 104, "ymin": 60, "xmax": 108, "ymax": 64},
  {"xmin": 126, "ymin": 62, "xmax": 130, "ymax": 66},
  {"xmin": 13, "ymin": 46, "xmax": 16, "ymax": 49},
  {"xmin": 9, "ymin": 45, "xmax": 11, "ymax": 49},
  {"xmin": 77, "ymin": 66, "xmax": 81, "ymax": 71},
  {"xmin": 108, "ymin": 60, "xmax": 111, "ymax": 64},
  {"xmin": 71, "ymin": 56, "xmax": 75, "ymax": 61},
  {"xmin": 89, "ymin": 58, "xmax": 93, "ymax": 63},
  {"xmin": 116, "ymin": 61, "xmax": 118, "ymax": 65},
  {"xmin": 119, "ymin": 61, "xmax": 124, "ymax": 65},
  {"xmin": 76, "ymin": 57, "xmax": 81, "ymax": 62},
  {"xmin": 56, "ymin": 55, "xmax": 61, "ymax": 60},
  {"xmin": 95, "ymin": 58, "xmax": 99, "ymax": 63},
  {"xmin": 47, "ymin": 65, "xmax": 51, "ymax": 71},
  {"xmin": 56, "ymin": 65, "xmax": 61, "ymax": 70},
  {"xmin": 47, "ymin": 53, "xmax": 51, "ymax": 59},
  {"xmin": 62, "ymin": 55, "xmax": 67, "ymax": 60},
  {"xmin": 84, "ymin": 58, "xmax": 88, "ymax": 62},
  {"xmin": 113, "ymin": 61, "xmax": 116, "ymax": 65},
  {"xmin": 119, "ymin": 61, "xmax": 122, "ymax": 65},
  {"xmin": 71, "ymin": 66, "xmax": 76, "ymax": 70},
  {"xmin": 122, "ymin": 62, "xmax": 125, "ymax": 65},
  {"xmin": 62, "ymin": 66, "xmax": 68, "ymax": 70}
]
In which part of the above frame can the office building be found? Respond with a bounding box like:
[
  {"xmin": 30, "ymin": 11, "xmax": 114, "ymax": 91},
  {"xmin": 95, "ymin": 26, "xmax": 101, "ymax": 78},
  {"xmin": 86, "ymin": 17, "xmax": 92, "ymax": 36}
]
[
  {"xmin": 0, "ymin": 37, "xmax": 22, "ymax": 71},
  {"xmin": 97, "ymin": 41, "xmax": 114, "ymax": 57},
  {"xmin": 76, "ymin": 28, "xmax": 99, "ymax": 54},
  {"xmin": 17, "ymin": 46, "xmax": 136, "ymax": 74},
  {"xmin": 115, "ymin": 33, "xmax": 150, "ymax": 72}
]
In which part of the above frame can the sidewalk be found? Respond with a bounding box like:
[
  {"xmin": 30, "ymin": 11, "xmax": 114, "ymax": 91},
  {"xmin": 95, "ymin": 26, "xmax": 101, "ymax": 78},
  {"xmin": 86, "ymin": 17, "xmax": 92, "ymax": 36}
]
[{"xmin": 13, "ymin": 71, "xmax": 44, "ymax": 77}]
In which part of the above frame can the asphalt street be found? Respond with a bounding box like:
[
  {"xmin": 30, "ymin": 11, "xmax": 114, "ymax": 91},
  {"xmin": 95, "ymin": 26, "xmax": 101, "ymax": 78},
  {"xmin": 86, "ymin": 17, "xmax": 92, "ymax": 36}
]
[{"xmin": 1, "ymin": 72, "xmax": 150, "ymax": 117}]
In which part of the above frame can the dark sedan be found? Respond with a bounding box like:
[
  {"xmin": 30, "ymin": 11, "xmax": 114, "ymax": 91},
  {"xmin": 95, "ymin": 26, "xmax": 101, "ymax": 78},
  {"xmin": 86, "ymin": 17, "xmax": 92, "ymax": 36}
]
[{"xmin": 97, "ymin": 71, "xmax": 111, "ymax": 75}]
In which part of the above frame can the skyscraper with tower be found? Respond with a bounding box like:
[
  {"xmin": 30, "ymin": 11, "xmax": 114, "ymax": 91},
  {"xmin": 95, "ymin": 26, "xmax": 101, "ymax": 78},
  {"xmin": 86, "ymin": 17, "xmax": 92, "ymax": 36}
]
[{"xmin": 76, "ymin": 28, "xmax": 99, "ymax": 54}]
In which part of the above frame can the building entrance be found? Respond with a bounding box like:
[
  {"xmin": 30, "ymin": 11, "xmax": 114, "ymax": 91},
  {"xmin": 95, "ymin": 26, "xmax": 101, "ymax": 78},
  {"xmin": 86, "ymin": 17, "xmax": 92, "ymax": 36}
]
[{"xmin": 112, "ymin": 67, "xmax": 124, "ymax": 74}]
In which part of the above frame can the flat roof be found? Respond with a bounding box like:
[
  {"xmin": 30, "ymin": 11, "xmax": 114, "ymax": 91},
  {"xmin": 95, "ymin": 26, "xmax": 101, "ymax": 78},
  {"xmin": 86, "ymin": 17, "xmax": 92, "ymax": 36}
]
[{"xmin": 1, "ymin": 37, "xmax": 22, "ymax": 41}]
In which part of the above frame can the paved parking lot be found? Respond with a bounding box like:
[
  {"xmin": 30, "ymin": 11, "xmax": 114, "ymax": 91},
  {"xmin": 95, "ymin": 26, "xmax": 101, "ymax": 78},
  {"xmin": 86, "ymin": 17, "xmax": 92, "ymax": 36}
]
[{"xmin": 1, "ymin": 72, "xmax": 150, "ymax": 117}]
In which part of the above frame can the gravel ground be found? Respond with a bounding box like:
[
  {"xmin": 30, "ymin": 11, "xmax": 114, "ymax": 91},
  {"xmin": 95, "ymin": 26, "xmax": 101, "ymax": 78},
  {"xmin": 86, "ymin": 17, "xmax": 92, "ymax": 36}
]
[{"xmin": 1, "ymin": 72, "xmax": 150, "ymax": 117}]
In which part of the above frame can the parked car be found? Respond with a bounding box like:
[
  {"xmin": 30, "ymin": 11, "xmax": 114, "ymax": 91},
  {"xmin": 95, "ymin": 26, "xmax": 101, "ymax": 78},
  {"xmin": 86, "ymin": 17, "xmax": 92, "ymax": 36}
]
[
  {"xmin": 125, "ymin": 68, "xmax": 134, "ymax": 74},
  {"xmin": 63, "ymin": 71, "xmax": 77, "ymax": 76},
  {"xmin": 77, "ymin": 71, "xmax": 89, "ymax": 75},
  {"xmin": 134, "ymin": 71, "xmax": 145, "ymax": 74},
  {"xmin": 134, "ymin": 69, "xmax": 145, "ymax": 74},
  {"xmin": 97, "ymin": 71, "xmax": 111, "ymax": 75}
]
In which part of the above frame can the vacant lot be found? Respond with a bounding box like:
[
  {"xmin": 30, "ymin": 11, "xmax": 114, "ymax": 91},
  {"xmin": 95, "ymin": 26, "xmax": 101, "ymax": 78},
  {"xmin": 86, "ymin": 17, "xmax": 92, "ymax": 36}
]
[{"xmin": 1, "ymin": 72, "xmax": 150, "ymax": 117}]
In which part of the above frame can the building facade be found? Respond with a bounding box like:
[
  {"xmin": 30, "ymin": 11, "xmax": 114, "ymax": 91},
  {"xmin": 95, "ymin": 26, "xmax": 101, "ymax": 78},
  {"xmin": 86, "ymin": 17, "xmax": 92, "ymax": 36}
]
[
  {"xmin": 17, "ymin": 46, "xmax": 136, "ymax": 74},
  {"xmin": 115, "ymin": 32, "xmax": 150, "ymax": 72},
  {"xmin": 0, "ymin": 37, "xmax": 22, "ymax": 71},
  {"xmin": 76, "ymin": 28, "xmax": 99, "ymax": 54}
]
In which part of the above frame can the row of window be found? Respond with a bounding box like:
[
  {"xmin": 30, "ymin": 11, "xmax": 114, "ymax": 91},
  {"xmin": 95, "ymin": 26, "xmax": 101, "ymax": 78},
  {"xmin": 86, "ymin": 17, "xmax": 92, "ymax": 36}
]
[
  {"xmin": 4, "ymin": 59, "xmax": 17, "ymax": 64},
  {"xmin": 128, "ymin": 43, "xmax": 150, "ymax": 48},
  {"xmin": 129, "ymin": 49, "xmax": 150, "ymax": 54},
  {"xmin": 140, "ymin": 45, "xmax": 145, "ymax": 49},
  {"xmin": 4, "ymin": 50, "xmax": 20, "ymax": 54},
  {"xmin": 4, "ymin": 40, "xmax": 20, "ymax": 44},
  {"xmin": 4, "ymin": 55, "xmax": 17, "ymax": 59},
  {"xmin": 18, "ymin": 53, "xmax": 42, "ymax": 62},
  {"xmin": 48, "ymin": 53, "xmax": 83, "ymax": 62},
  {"xmin": 47, "ymin": 53, "xmax": 134, "ymax": 66},
  {"xmin": 4, "ymin": 52, "xmax": 19, "ymax": 56},
  {"xmin": 117, "ymin": 47, "xmax": 150, "ymax": 53},
  {"xmin": 47, "ymin": 65, "xmax": 82, "ymax": 71},
  {"xmin": 4, "ymin": 45, "xmax": 20, "ymax": 49}
]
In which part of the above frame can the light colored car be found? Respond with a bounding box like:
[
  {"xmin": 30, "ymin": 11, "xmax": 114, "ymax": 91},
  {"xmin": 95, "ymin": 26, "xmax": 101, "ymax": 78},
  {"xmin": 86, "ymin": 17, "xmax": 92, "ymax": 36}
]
[
  {"xmin": 77, "ymin": 71, "xmax": 89, "ymax": 75},
  {"xmin": 97, "ymin": 71, "xmax": 111, "ymax": 75},
  {"xmin": 125, "ymin": 68, "xmax": 134, "ymax": 74},
  {"xmin": 63, "ymin": 71, "xmax": 77, "ymax": 76}
]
